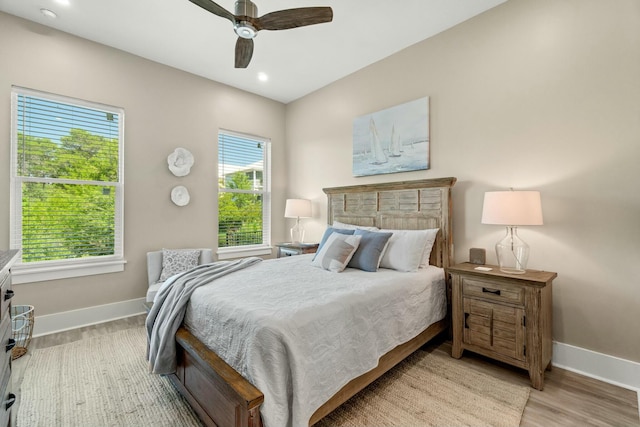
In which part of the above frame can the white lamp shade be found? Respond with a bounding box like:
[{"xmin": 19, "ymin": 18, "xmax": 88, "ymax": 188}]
[
  {"xmin": 481, "ymin": 191, "xmax": 543, "ymax": 226},
  {"xmin": 284, "ymin": 199, "xmax": 312, "ymax": 218}
]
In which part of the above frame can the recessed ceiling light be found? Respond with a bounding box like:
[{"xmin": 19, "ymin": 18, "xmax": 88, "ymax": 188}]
[
  {"xmin": 54, "ymin": 0, "xmax": 70, "ymax": 5},
  {"xmin": 257, "ymin": 72, "xmax": 268, "ymax": 82},
  {"xmin": 40, "ymin": 8, "xmax": 57, "ymax": 18}
]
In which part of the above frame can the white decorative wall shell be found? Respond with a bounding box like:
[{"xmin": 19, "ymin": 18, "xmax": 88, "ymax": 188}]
[
  {"xmin": 167, "ymin": 148, "xmax": 194, "ymax": 177},
  {"xmin": 171, "ymin": 185, "xmax": 190, "ymax": 206}
]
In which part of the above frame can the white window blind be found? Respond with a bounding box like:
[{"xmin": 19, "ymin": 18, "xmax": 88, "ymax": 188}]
[
  {"xmin": 10, "ymin": 87, "xmax": 124, "ymax": 282},
  {"xmin": 218, "ymin": 130, "xmax": 271, "ymax": 252}
]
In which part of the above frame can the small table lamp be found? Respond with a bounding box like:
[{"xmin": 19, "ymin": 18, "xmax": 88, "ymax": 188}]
[
  {"xmin": 481, "ymin": 190, "xmax": 543, "ymax": 274},
  {"xmin": 285, "ymin": 199, "xmax": 312, "ymax": 244}
]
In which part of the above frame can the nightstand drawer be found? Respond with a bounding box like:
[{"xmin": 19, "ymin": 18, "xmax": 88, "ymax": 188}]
[
  {"xmin": 279, "ymin": 247, "xmax": 300, "ymax": 257},
  {"xmin": 275, "ymin": 243, "xmax": 318, "ymax": 258},
  {"xmin": 462, "ymin": 277, "xmax": 524, "ymax": 305}
]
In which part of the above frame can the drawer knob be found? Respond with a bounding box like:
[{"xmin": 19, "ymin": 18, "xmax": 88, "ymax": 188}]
[
  {"xmin": 5, "ymin": 339, "xmax": 15, "ymax": 353},
  {"xmin": 482, "ymin": 287, "xmax": 501, "ymax": 296},
  {"xmin": 4, "ymin": 393, "xmax": 15, "ymax": 410},
  {"xmin": 3, "ymin": 290, "xmax": 14, "ymax": 301}
]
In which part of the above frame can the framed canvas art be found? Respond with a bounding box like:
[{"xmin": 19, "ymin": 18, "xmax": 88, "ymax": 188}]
[{"xmin": 352, "ymin": 97, "xmax": 429, "ymax": 177}]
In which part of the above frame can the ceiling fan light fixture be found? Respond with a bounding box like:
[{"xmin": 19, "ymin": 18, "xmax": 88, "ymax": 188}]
[
  {"xmin": 234, "ymin": 22, "xmax": 257, "ymax": 39},
  {"xmin": 40, "ymin": 8, "xmax": 58, "ymax": 19}
]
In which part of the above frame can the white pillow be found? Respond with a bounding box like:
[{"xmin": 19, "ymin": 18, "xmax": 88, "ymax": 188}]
[
  {"xmin": 378, "ymin": 229, "xmax": 436, "ymax": 272},
  {"xmin": 419, "ymin": 228, "xmax": 440, "ymax": 268},
  {"xmin": 311, "ymin": 233, "xmax": 362, "ymax": 273},
  {"xmin": 332, "ymin": 220, "xmax": 379, "ymax": 232}
]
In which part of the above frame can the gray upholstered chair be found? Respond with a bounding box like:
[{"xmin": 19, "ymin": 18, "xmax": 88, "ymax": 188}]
[{"xmin": 146, "ymin": 249, "xmax": 214, "ymax": 302}]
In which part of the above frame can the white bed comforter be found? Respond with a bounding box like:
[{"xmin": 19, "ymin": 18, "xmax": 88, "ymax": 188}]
[{"xmin": 184, "ymin": 254, "xmax": 446, "ymax": 427}]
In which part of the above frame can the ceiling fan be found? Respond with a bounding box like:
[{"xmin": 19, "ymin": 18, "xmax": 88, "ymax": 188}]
[{"xmin": 188, "ymin": 0, "xmax": 334, "ymax": 68}]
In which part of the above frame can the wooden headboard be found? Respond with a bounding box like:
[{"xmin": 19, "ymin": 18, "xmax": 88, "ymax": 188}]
[{"xmin": 323, "ymin": 177, "xmax": 456, "ymax": 269}]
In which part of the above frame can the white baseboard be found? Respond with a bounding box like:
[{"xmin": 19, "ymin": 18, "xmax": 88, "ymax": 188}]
[
  {"xmin": 553, "ymin": 341, "xmax": 640, "ymax": 397},
  {"xmin": 31, "ymin": 297, "xmax": 146, "ymax": 337},
  {"xmin": 553, "ymin": 341, "xmax": 640, "ymax": 419},
  {"xmin": 29, "ymin": 300, "xmax": 640, "ymax": 407}
]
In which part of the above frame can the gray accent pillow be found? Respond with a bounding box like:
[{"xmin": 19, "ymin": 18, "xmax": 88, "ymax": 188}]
[
  {"xmin": 159, "ymin": 248, "xmax": 201, "ymax": 282},
  {"xmin": 348, "ymin": 229, "xmax": 393, "ymax": 272},
  {"xmin": 313, "ymin": 227, "xmax": 355, "ymax": 261},
  {"xmin": 311, "ymin": 233, "xmax": 362, "ymax": 273}
]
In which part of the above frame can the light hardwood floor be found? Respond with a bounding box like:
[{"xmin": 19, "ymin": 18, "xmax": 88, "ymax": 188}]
[
  {"xmin": 13, "ymin": 315, "xmax": 640, "ymax": 427},
  {"xmin": 426, "ymin": 339, "xmax": 640, "ymax": 427}
]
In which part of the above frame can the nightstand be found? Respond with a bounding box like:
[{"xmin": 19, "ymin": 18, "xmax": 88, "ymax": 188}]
[
  {"xmin": 275, "ymin": 242, "xmax": 318, "ymax": 258},
  {"xmin": 447, "ymin": 262, "xmax": 557, "ymax": 390}
]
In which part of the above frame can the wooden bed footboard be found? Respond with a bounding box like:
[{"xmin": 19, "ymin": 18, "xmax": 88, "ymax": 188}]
[
  {"xmin": 171, "ymin": 327, "xmax": 264, "ymax": 427},
  {"xmin": 171, "ymin": 318, "xmax": 448, "ymax": 427}
]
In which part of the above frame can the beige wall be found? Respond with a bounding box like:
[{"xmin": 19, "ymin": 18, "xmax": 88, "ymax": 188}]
[
  {"xmin": 285, "ymin": 0, "xmax": 640, "ymax": 362},
  {"xmin": 0, "ymin": 13, "xmax": 287, "ymax": 316}
]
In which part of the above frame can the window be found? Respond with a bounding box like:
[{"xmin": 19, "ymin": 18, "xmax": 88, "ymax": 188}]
[
  {"xmin": 10, "ymin": 87, "xmax": 125, "ymax": 283},
  {"xmin": 217, "ymin": 130, "xmax": 271, "ymax": 258}
]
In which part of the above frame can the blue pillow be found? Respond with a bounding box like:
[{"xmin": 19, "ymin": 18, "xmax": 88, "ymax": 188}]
[
  {"xmin": 313, "ymin": 227, "xmax": 355, "ymax": 261},
  {"xmin": 348, "ymin": 229, "xmax": 393, "ymax": 272}
]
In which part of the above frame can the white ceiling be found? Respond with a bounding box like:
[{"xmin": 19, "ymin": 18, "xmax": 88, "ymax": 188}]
[{"xmin": 0, "ymin": 0, "xmax": 507, "ymax": 104}]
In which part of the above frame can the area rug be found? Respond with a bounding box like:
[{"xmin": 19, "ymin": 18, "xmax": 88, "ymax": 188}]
[
  {"xmin": 17, "ymin": 326, "xmax": 530, "ymax": 427},
  {"xmin": 16, "ymin": 327, "xmax": 202, "ymax": 427},
  {"xmin": 315, "ymin": 349, "xmax": 530, "ymax": 427}
]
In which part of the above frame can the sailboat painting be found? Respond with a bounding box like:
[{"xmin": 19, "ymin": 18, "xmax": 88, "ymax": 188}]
[{"xmin": 352, "ymin": 97, "xmax": 429, "ymax": 177}]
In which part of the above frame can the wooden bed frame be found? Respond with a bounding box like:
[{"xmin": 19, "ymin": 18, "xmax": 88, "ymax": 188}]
[{"xmin": 168, "ymin": 177, "xmax": 456, "ymax": 427}]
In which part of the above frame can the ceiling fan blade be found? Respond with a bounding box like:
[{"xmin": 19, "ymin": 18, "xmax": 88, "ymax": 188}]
[
  {"xmin": 188, "ymin": 0, "xmax": 236, "ymax": 23},
  {"xmin": 254, "ymin": 7, "xmax": 333, "ymax": 31},
  {"xmin": 235, "ymin": 37, "xmax": 254, "ymax": 68}
]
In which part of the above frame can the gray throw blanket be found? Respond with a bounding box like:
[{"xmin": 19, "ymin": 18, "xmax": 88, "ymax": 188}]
[{"xmin": 146, "ymin": 257, "xmax": 262, "ymax": 374}]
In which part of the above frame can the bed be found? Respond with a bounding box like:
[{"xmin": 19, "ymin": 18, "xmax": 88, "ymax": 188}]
[{"xmin": 164, "ymin": 177, "xmax": 456, "ymax": 427}]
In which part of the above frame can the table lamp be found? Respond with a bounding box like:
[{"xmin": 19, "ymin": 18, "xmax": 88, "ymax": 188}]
[
  {"xmin": 284, "ymin": 199, "xmax": 312, "ymax": 244},
  {"xmin": 481, "ymin": 190, "xmax": 543, "ymax": 274}
]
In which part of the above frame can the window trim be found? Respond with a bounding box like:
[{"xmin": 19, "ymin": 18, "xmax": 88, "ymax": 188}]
[
  {"xmin": 217, "ymin": 129, "xmax": 271, "ymax": 257},
  {"xmin": 9, "ymin": 86, "xmax": 125, "ymax": 284}
]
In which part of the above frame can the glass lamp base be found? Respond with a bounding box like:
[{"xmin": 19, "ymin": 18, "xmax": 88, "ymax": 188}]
[
  {"xmin": 290, "ymin": 220, "xmax": 305, "ymax": 244},
  {"xmin": 498, "ymin": 266, "xmax": 527, "ymax": 275},
  {"xmin": 495, "ymin": 226, "xmax": 529, "ymax": 274}
]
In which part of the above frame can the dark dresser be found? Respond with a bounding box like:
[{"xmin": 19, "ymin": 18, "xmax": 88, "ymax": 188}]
[{"xmin": 0, "ymin": 250, "xmax": 18, "ymax": 427}]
